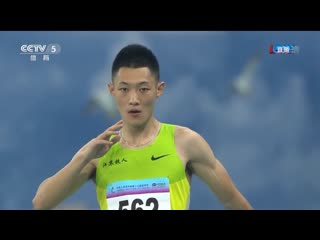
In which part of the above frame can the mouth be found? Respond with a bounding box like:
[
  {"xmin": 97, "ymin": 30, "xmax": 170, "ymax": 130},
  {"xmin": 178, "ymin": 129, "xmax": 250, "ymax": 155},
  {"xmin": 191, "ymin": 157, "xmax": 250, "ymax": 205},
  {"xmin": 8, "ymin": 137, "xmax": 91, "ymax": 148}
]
[
  {"xmin": 127, "ymin": 109, "xmax": 142, "ymax": 117},
  {"xmin": 128, "ymin": 109, "xmax": 141, "ymax": 114}
]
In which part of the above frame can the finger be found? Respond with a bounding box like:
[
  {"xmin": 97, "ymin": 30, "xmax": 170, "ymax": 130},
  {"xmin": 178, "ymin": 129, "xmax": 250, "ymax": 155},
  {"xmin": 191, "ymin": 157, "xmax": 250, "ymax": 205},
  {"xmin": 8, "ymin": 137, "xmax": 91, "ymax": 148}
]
[
  {"xmin": 110, "ymin": 135, "xmax": 121, "ymax": 144},
  {"xmin": 109, "ymin": 120, "xmax": 123, "ymax": 131},
  {"xmin": 93, "ymin": 140, "xmax": 114, "ymax": 156},
  {"xmin": 96, "ymin": 120, "xmax": 123, "ymax": 140},
  {"xmin": 104, "ymin": 120, "xmax": 123, "ymax": 135},
  {"xmin": 94, "ymin": 139, "xmax": 111, "ymax": 145},
  {"xmin": 97, "ymin": 130, "xmax": 120, "ymax": 140}
]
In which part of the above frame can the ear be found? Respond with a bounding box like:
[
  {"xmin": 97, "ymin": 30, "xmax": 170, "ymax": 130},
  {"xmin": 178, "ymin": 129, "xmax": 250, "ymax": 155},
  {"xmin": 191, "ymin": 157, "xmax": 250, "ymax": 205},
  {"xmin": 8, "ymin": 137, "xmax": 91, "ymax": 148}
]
[
  {"xmin": 107, "ymin": 82, "xmax": 115, "ymax": 96},
  {"xmin": 156, "ymin": 81, "xmax": 165, "ymax": 97}
]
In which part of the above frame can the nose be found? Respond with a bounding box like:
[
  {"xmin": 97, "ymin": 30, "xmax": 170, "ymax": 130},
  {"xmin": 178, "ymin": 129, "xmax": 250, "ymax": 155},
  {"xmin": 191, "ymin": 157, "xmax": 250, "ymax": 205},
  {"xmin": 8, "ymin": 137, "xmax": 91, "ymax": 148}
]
[{"xmin": 129, "ymin": 90, "xmax": 139, "ymax": 105}]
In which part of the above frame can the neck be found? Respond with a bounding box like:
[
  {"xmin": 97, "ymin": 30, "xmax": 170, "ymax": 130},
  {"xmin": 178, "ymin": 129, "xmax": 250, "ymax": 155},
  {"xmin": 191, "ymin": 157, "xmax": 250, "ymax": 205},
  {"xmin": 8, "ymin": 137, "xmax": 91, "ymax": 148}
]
[{"xmin": 120, "ymin": 118, "xmax": 161, "ymax": 148}]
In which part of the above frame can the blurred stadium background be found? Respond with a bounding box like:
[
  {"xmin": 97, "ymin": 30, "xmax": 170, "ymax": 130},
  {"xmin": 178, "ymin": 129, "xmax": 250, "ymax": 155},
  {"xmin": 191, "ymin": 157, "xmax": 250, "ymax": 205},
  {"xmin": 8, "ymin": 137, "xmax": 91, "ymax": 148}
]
[{"xmin": 0, "ymin": 31, "xmax": 319, "ymax": 210}]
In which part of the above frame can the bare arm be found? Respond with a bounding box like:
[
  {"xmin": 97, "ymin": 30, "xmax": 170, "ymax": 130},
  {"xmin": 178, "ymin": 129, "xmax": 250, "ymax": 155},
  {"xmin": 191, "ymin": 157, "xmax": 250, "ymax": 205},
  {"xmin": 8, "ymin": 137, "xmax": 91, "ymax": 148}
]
[
  {"xmin": 32, "ymin": 120, "xmax": 123, "ymax": 210},
  {"xmin": 183, "ymin": 128, "xmax": 253, "ymax": 210}
]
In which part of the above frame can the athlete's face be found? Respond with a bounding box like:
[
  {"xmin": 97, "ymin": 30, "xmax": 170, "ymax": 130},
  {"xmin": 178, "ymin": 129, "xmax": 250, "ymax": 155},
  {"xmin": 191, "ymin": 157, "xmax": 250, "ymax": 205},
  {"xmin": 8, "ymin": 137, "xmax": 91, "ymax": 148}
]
[{"xmin": 108, "ymin": 67, "xmax": 164, "ymax": 126}]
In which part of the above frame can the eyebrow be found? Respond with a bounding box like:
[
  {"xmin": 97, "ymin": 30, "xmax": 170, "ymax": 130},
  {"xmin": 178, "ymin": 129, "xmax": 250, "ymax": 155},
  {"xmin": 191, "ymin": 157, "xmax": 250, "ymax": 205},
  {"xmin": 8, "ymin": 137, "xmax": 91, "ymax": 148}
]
[{"xmin": 118, "ymin": 81, "xmax": 150, "ymax": 86}]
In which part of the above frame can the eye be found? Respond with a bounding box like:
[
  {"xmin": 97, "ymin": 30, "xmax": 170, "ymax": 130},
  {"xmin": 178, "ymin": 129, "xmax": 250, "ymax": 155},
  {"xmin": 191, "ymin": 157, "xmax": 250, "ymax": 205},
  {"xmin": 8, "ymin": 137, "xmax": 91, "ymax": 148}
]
[
  {"xmin": 119, "ymin": 88, "xmax": 128, "ymax": 92},
  {"xmin": 140, "ymin": 88, "xmax": 149, "ymax": 92}
]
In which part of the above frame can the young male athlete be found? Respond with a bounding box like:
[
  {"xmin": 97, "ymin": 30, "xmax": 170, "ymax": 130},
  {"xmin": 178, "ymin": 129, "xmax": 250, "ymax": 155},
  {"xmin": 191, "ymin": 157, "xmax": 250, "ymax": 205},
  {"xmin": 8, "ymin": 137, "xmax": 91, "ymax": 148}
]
[{"xmin": 32, "ymin": 44, "xmax": 253, "ymax": 210}]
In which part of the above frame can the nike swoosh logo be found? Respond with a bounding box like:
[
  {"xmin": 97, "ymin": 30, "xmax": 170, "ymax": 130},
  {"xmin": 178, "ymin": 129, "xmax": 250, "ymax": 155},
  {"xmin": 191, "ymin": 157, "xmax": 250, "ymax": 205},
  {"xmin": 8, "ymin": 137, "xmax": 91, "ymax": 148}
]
[{"xmin": 151, "ymin": 154, "xmax": 170, "ymax": 161}]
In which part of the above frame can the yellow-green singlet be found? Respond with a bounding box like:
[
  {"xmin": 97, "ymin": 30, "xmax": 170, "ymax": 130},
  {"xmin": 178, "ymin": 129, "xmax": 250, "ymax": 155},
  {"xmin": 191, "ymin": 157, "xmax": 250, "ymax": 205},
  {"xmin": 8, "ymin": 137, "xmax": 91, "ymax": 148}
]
[{"xmin": 95, "ymin": 123, "xmax": 190, "ymax": 210}]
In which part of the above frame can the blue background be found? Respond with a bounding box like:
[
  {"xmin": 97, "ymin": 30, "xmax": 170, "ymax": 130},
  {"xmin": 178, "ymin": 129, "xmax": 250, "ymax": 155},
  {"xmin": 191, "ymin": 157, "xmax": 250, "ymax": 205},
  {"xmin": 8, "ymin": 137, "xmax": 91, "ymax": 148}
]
[{"xmin": 0, "ymin": 31, "xmax": 319, "ymax": 210}]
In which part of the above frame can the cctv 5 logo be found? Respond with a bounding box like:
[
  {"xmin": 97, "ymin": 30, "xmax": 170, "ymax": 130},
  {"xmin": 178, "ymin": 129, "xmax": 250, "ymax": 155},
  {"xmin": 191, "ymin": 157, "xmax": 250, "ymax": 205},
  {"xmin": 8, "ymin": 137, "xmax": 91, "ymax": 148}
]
[{"xmin": 20, "ymin": 44, "xmax": 61, "ymax": 54}]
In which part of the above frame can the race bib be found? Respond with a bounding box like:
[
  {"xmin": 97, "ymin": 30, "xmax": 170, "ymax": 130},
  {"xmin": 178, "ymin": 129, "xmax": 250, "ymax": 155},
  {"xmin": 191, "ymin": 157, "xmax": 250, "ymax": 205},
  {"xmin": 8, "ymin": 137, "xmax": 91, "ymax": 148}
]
[{"xmin": 106, "ymin": 177, "xmax": 171, "ymax": 210}]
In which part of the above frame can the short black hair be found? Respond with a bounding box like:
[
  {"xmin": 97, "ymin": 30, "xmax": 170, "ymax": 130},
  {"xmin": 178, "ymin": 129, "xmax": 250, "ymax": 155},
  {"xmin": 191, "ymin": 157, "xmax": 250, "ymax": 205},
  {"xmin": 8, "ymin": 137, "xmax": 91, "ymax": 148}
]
[{"xmin": 111, "ymin": 44, "xmax": 160, "ymax": 82}]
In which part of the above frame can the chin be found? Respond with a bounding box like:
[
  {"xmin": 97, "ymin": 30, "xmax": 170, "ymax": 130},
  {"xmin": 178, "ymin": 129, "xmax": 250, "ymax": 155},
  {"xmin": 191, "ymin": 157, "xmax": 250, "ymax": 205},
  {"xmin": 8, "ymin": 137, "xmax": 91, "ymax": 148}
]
[
  {"xmin": 126, "ymin": 118, "xmax": 150, "ymax": 128},
  {"xmin": 123, "ymin": 117, "xmax": 141, "ymax": 124}
]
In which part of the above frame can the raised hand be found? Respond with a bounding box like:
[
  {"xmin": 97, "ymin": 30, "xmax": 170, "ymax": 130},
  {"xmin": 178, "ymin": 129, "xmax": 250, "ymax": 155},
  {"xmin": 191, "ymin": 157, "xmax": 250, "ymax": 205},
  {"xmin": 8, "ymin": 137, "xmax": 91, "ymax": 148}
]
[{"xmin": 75, "ymin": 120, "xmax": 123, "ymax": 162}]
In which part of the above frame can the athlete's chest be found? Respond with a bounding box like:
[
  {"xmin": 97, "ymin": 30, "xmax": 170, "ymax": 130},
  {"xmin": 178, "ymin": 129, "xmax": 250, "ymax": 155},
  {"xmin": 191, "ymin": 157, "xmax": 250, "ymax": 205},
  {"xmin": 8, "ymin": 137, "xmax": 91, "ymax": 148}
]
[
  {"xmin": 100, "ymin": 150, "xmax": 178, "ymax": 176},
  {"xmin": 98, "ymin": 151, "xmax": 179, "ymax": 209}
]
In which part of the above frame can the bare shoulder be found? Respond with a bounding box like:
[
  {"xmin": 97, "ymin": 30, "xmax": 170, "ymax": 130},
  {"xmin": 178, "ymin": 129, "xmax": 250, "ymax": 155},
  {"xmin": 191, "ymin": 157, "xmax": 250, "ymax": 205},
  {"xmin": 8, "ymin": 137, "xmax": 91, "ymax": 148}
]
[
  {"xmin": 174, "ymin": 125, "xmax": 216, "ymax": 165},
  {"xmin": 174, "ymin": 125, "xmax": 205, "ymax": 147},
  {"xmin": 174, "ymin": 125, "xmax": 197, "ymax": 139}
]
